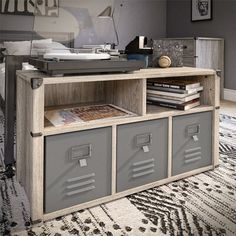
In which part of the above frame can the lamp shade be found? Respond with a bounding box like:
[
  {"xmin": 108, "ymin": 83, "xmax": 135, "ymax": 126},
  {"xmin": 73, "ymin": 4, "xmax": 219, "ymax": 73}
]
[{"xmin": 98, "ymin": 6, "xmax": 112, "ymax": 18}]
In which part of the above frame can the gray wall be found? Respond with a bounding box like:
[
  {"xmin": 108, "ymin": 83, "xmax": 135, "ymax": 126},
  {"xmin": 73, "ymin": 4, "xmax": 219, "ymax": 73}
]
[
  {"xmin": 0, "ymin": 0, "xmax": 167, "ymax": 50},
  {"xmin": 167, "ymin": 0, "xmax": 236, "ymax": 90},
  {"xmin": 0, "ymin": 14, "xmax": 34, "ymax": 32}
]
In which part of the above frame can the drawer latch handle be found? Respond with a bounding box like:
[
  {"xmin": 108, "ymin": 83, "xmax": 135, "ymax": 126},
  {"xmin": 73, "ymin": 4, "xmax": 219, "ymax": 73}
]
[
  {"xmin": 70, "ymin": 144, "xmax": 92, "ymax": 166},
  {"xmin": 192, "ymin": 135, "xmax": 199, "ymax": 142},
  {"xmin": 135, "ymin": 133, "xmax": 152, "ymax": 152},
  {"xmin": 142, "ymin": 146, "xmax": 149, "ymax": 153}
]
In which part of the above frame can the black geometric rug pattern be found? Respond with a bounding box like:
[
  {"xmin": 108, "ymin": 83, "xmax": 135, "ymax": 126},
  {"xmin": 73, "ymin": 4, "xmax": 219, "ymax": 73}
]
[{"xmin": 0, "ymin": 112, "xmax": 236, "ymax": 236}]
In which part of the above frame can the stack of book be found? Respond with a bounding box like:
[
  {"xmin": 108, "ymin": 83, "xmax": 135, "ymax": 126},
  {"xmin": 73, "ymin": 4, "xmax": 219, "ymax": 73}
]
[{"xmin": 147, "ymin": 78, "xmax": 203, "ymax": 110}]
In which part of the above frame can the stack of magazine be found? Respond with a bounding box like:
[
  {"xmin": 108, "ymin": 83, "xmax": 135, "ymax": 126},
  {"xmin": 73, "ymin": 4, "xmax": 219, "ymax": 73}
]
[
  {"xmin": 147, "ymin": 78, "xmax": 203, "ymax": 110},
  {"xmin": 45, "ymin": 104, "xmax": 135, "ymax": 127}
]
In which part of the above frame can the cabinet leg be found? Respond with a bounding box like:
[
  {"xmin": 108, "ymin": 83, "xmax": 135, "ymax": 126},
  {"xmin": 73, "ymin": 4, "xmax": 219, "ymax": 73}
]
[
  {"xmin": 30, "ymin": 218, "xmax": 43, "ymax": 226},
  {"xmin": 4, "ymin": 164, "xmax": 16, "ymax": 178}
]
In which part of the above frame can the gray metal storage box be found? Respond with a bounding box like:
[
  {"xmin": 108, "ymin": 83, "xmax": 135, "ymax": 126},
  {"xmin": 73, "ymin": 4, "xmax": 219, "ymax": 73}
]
[
  {"xmin": 44, "ymin": 127, "xmax": 112, "ymax": 213},
  {"xmin": 117, "ymin": 119, "xmax": 168, "ymax": 192},
  {"xmin": 172, "ymin": 111, "xmax": 212, "ymax": 176}
]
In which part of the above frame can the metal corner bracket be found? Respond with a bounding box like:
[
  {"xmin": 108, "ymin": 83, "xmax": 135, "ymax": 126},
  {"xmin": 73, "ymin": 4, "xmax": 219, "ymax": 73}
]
[
  {"xmin": 30, "ymin": 132, "xmax": 43, "ymax": 138},
  {"xmin": 216, "ymin": 70, "xmax": 221, "ymax": 77},
  {"xmin": 31, "ymin": 78, "xmax": 43, "ymax": 89}
]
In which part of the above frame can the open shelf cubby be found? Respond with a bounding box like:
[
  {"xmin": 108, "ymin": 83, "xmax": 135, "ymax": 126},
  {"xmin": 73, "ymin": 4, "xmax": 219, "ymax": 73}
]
[
  {"xmin": 43, "ymin": 79, "xmax": 145, "ymax": 132},
  {"xmin": 146, "ymin": 74, "xmax": 218, "ymax": 115}
]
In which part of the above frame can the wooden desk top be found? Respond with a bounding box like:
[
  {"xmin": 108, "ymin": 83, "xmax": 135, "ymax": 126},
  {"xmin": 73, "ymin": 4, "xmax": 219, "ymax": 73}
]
[{"xmin": 17, "ymin": 67, "xmax": 216, "ymax": 85}]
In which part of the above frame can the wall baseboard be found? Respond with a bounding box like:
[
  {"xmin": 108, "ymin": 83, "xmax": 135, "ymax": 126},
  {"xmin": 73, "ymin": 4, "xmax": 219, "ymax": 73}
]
[{"xmin": 224, "ymin": 89, "xmax": 236, "ymax": 102}]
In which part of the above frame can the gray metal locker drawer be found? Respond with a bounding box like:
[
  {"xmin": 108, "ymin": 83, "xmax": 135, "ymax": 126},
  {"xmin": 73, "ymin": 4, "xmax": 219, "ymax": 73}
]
[
  {"xmin": 172, "ymin": 112, "xmax": 212, "ymax": 176},
  {"xmin": 44, "ymin": 127, "xmax": 112, "ymax": 213},
  {"xmin": 117, "ymin": 119, "xmax": 168, "ymax": 192}
]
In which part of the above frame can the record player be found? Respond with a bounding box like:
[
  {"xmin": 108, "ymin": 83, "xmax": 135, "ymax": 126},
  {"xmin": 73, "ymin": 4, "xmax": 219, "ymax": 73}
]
[{"xmin": 29, "ymin": 46, "xmax": 145, "ymax": 76}]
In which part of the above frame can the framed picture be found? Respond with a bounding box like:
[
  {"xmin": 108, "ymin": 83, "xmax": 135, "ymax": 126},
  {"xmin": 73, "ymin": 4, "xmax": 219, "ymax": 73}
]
[
  {"xmin": 191, "ymin": 0, "xmax": 212, "ymax": 21},
  {"xmin": 0, "ymin": 0, "xmax": 59, "ymax": 17}
]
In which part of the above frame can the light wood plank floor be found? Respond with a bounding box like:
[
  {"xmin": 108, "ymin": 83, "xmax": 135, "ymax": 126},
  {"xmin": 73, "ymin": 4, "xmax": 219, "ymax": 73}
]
[{"xmin": 220, "ymin": 100, "xmax": 236, "ymax": 117}]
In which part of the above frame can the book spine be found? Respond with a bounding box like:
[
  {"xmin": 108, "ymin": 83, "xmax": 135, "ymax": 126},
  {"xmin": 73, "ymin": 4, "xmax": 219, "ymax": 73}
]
[
  {"xmin": 147, "ymin": 86, "xmax": 187, "ymax": 94},
  {"xmin": 148, "ymin": 82, "xmax": 201, "ymax": 90},
  {"xmin": 153, "ymin": 83, "xmax": 186, "ymax": 90},
  {"xmin": 147, "ymin": 89, "xmax": 185, "ymax": 98},
  {"xmin": 147, "ymin": 81, "xmax": 154, "ymax": 86},
  {"xmin": 147, "ymin": 96, "xmax": 183, "ymax": 104},
  {"xmin": 147, "ymin": 100, "xmax": 184, "ymax": 110}
]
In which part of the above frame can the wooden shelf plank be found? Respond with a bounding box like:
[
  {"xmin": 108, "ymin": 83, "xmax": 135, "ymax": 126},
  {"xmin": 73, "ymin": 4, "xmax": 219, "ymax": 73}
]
[
  {"xmin": 147, "ymin": 104, "xmax": 214, "ymax": 117},
  {"xmin": 17, "ymin": 67, "xmax": 216, "ymax": 85},
  {"xmin": 44, "ymin": 104, "xmax": 214, "ymax": 136}
]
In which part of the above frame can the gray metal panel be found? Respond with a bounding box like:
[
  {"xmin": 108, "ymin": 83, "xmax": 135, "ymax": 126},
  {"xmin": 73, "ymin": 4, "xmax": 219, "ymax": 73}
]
[
  {"xmin": 44, "ymin": 127, "xmax": 112, "ymax": 213},
  {"xmin": 117, "ymin": 119, "xmax": 168, "ymax": 192},
  {"xmin": 172, "ymin": 112, "xmax": 212, "ymax": 176}
]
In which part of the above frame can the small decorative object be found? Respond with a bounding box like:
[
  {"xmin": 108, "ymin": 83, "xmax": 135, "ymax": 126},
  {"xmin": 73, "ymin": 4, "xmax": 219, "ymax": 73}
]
[
  {"xmin": 0, "ymin": 0, "xmax": 59, "ymax": 17},
  {"xmin": 152, "ymin": 40, "xmax": 183, "ymax": 67},
  {"xmin": 191, "ymin": 0, "xmax": 212, "ymax": 21},
  {"xmin": 158, "ymin": 55, "xmax": 171, "ymax": 68}
]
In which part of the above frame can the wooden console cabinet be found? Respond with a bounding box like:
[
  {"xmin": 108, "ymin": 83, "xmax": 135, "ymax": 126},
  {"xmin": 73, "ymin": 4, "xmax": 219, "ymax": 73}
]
[{"xmin": 16, "ymin": 67, "xmax": 220, "ymax": 224}]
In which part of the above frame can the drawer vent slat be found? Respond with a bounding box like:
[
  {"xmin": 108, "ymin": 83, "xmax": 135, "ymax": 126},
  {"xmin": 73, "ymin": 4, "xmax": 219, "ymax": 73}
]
[
  {"xmin": 66, "ymin": 179, "xmax": 95, "ymax": 189},
  {"xmin": 132, "ymin": 164, "xmax": 155, "ymax": 173},
  {"xmin": 185, "ymin": 152, "xmax": 202, "ymax": 159},
  {"xmin": 132, "ymin": 169, "xmax": 155, "ymax": 178},
  {"xmin": 184, "ymin": 156, "xmax": 202, "ymax": 164},
  {"xmin": 67, "ymin": 173, "xmax": 95, "ymax": 183},
  {"xmin": 132, "ymin": 158, "xmax": 155, "ymax": 167},
  {"xmin": 66, "ymin": 185, "xmax": 95, "ymax": 196},
  {"xmin": 184, "ymin": 147, "xmax": 202, "ymax": 154}
]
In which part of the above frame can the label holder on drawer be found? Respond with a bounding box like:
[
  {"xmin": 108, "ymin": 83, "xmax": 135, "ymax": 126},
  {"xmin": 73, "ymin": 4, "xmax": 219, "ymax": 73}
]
[
  {"xmin": 186, "ymin": 124, "xmax": 200, "ymax": 142},
  {"xmin": 135, "ymin": 133, "xmax": 152, "ymax": 146},
  {"xmin": 186, "ymin": 124, "xmax": 200, "ymax": 135},
  {"xmin": 70, "ymin": 144, "xmax": 92, "ymax": 161},
  {"xmin": 135, "ymin": 133, "xmax": 152, "ymax": 153}
]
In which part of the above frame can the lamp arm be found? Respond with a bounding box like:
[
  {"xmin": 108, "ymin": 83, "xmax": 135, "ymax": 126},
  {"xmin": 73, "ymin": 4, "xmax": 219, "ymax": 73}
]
[
  {"xmin": 112, "ymin": 16, "xmax": 119, "ymax": 47},
  {"xmin": 30, "ymin": 0, "xmax": 37, "ymax": 55}
]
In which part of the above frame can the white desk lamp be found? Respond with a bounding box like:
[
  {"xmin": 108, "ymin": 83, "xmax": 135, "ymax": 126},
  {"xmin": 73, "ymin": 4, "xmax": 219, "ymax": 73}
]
[{"xmin": 98, "ymin": 5, "xmax": 120, "ymax": 49}]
